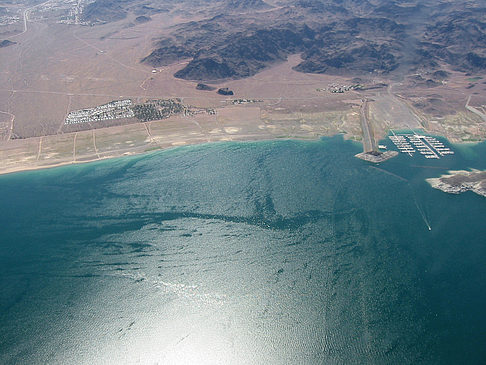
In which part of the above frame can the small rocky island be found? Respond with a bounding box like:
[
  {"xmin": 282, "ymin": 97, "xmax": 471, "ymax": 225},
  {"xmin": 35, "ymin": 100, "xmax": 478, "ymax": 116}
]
[{"xmin": 427, "ymin": 169, "xmax": 486, "ymax": 197}]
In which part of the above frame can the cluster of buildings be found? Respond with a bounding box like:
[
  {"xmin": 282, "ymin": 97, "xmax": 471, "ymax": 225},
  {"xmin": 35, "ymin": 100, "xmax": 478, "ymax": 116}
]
[
  {"xmin": 231, "ymin": 99, "xmax": 263, "ymax": 105},
  {"xmin": 317, "ymin": 84, "xmax": 362, "ymax": 93},
  {"xmin": 64, "ymin": 100, "xmax": 134, "ymax": 125},
  {"xmin": 0, "ymin": 12, "xmax": 20, "ymax": 26},
  {"xmin": 33, "ymin": 0, "xmax": 91, "ymax": 25},
  {"xmin": 59, "ymin": 2, "xmax": 86, "ymax": 25},
  {"xmin": 131, "ymin": 99, "xmax": 187, "ymax": 122}
]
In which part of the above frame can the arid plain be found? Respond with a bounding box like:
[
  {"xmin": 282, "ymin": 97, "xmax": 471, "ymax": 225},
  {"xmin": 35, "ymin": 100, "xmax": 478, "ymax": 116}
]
[{"xmin": 1, "ymin": 0, "xmax": 485, "ymax": 174}]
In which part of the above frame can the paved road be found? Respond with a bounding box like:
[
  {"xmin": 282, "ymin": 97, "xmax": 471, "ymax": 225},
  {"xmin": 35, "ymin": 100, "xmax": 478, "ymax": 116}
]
[
  {"xmin": 466, "ymin": 95, "xmax": 486, "ymax": 122},
  {"xmin": 8, "ymin": 0, "xmax": 52, "ymax": 39},
  {"xmin": 360, "ymin": 99, "xmax": 376, "ymax": 152}
]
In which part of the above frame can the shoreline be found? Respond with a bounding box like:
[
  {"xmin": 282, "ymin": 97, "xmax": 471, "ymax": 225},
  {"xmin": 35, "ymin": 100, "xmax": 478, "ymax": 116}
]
[
  {"xmin": 1, "ymin": 115, "xmax": 484, "ymax": 176},
  {"xmin": 0, "ymin": 104, "xmax": 364, "ymax": 176},
  {"xmin": 427, "ymin": 169, "xmax": 486, "ymax": 198},
  {"xmin": 0, "ymin": 130, "xmax": 328, "ymax": 176},
  {"xmin": 0, "ymin": 152, "xmax": 132, "ymax": 176}
]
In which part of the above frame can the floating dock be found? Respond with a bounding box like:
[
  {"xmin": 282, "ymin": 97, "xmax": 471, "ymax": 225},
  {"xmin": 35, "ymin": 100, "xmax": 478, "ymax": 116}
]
[{"xmin": 388, "ymin": 131, "xmax": 454, "ymax": 159}]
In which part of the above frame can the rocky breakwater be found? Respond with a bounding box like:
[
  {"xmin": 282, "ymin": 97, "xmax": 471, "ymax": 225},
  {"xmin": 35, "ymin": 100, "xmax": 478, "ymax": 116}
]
[{"xmin": 427, "ymin": 169, "xmax": 486, "ymax": 197}]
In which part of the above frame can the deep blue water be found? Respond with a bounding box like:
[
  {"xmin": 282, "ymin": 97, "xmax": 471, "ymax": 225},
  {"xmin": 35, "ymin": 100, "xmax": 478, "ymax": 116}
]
[{"xmin": 1, "ymin": 135, "xmax": 486, "ymax": 364}]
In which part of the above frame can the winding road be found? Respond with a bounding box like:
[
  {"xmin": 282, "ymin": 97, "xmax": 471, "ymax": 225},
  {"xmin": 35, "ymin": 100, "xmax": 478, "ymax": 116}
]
[{"xmin": 8, "ymin": 0, "xmax": 52, "ymax": 39}]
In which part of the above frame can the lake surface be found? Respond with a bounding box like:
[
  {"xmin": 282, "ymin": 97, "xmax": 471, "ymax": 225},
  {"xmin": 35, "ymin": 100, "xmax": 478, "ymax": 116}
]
[{"xmin": 1, "ymin": 135, "xmax": 486, "ymax": 364}]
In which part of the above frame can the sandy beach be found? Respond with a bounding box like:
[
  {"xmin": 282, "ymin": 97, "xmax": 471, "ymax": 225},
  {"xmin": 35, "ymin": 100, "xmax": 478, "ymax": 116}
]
[{"xmin": 0, "ymin": 106, "xmax": 358, "ymax": 175}]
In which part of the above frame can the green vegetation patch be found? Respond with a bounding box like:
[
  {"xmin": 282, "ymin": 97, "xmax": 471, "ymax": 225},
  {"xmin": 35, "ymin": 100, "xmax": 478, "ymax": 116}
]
[{"xmin": 132, "ymin": 99, "xmax": 187, "ymax": 122}]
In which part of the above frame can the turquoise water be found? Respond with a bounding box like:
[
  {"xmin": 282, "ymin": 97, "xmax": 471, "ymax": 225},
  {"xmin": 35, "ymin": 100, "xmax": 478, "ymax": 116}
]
[{"xmin": 1, "ymin": 135, "xmax": 486, "ymax": 364}]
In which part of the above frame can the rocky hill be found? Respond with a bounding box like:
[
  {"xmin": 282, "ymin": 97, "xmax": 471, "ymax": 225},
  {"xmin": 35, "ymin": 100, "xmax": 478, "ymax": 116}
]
[
  {"xmin": 225, "ymin": 0, "xmax": 272, "ymax": 11},
  {"xmin": 0, "ymin": 39, "xmax": 16, "ymax": 48},
  {"xmin": 80, "ymin": 0, "xmax": 173, "ymax": 25},
  {"xmin": 80, "ymin": 0, "xmax": 129, "ymax": 24},
  {"xmin": 78, "ymin": 0, "xmax": 486, "ymax": 80}
]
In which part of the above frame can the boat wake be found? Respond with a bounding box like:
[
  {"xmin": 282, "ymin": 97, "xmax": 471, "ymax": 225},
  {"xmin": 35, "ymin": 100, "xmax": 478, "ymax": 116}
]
[{"xmin": 413, "ymin": 195, "xmax": 431, "ymax": 231}]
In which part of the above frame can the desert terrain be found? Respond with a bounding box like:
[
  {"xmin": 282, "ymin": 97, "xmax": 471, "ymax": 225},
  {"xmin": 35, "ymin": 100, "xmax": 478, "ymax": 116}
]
[{"xmin": 0, "ymin": 0, "xmax": 485, "ymax": 174}]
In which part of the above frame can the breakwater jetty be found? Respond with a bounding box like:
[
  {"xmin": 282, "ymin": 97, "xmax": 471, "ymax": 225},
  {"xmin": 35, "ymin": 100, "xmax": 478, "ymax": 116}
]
[{"xmin": 356, "ymin": 99, "xmax": 398, "ymax": 163}]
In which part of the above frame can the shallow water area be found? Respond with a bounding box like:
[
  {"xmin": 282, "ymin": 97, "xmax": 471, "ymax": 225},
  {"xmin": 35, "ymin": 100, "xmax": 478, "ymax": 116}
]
[{"xmin": 1, "ymin": 136, "xmax": 486, "ymax": 364}]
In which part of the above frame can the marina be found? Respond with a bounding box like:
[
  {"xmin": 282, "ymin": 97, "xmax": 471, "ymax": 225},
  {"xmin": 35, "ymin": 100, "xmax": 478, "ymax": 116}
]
[{"xmin": 388, "ymin": 130, "xmax": 454, "ymax": 159}]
